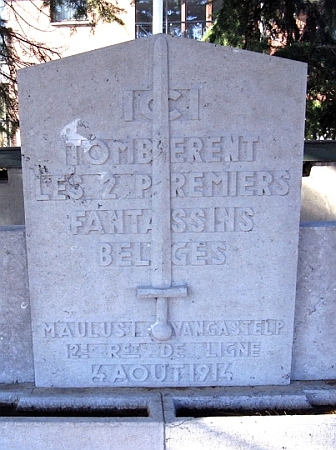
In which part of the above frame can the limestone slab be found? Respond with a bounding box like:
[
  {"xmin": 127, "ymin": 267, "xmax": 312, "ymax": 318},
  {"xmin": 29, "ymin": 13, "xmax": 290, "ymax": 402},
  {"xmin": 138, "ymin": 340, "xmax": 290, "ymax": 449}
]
[{"xmin": 18, "ymin": 35, "xmax": 307, "ymax": 387}]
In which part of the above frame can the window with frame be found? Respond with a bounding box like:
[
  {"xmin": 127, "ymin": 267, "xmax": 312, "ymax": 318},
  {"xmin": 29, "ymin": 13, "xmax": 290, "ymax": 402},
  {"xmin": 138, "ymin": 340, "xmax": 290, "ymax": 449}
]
[
  {"xmin": 51, "ymin": 0, "xmax": 87, "ymax": 23},
  {"xmin": 135, "ymin": 0, "xmax": 221, "ymax": 39}
]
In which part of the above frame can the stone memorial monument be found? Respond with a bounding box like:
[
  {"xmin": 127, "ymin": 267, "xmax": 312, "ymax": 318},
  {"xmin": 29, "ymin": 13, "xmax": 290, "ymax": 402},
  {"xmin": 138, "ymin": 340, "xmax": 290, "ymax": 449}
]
[{"xmin": 18, "ymin": 35, "xmax": 307, "ymax": 388}]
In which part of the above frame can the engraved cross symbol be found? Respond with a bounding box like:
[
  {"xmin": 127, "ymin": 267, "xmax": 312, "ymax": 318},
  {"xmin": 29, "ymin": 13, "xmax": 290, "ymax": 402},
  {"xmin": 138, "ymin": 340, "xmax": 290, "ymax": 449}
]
[{"xmin": 137, "ymin": 37, "xmax": 188, "ymax": 341}]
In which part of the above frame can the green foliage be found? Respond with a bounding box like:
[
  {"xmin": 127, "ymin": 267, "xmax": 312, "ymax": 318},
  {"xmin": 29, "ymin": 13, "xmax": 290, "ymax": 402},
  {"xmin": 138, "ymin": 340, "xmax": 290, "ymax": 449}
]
[
  {"xmin": 204, "ymin": 0, "xmax": 306, "ymax": 51},
  {"xmin": 204, "ymin": 0, "xmax": 336, "ymax": 139},
  {"xmin": 204, "ymin": 0, "xmax": 265, "ymax": 50},
  {"xmin": 276, "ymin": 42, "xmax": 336, "ymax": 139}
]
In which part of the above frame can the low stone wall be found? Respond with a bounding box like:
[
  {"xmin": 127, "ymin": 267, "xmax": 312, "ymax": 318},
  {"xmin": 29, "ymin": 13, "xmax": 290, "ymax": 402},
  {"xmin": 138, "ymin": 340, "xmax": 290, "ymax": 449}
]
[
  {"xmin": 293, "ymin": 222, "xmax": 336, "ymax": 380},
  {"xmin": 0, "ymin": 223, "xmax": 335, "ymax": 384},
  {"xmin": 0, "ymin": 226, "xmax": 34, "ymax": 383},
  {"xmin": 0, "ymin": 169, "xmax": 25, "ymax": 226}
]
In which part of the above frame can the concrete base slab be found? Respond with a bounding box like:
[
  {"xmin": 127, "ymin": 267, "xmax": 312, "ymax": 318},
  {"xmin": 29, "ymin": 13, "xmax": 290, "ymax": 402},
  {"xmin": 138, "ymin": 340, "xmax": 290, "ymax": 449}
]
[
  {"xmin": 0, "ymin": 385, "xmax": 164, "ymax": 450},
  {"xmin": 1, "ymin": 419, "xmax": 163, "ymax": 450},
  {"xmin": 0, "ymin": 226, "xmax": 33, "ymax": 384},
  {"xmin": 1, "ymin": 383, "xmax": 336, "ymax": 450},
  {"xmin": 164, "ymin": 382, "xmax": 336, "ymax": 450},
  {"xmin": 165, "ymin": 415, "xmax": 336, "ymax": 450}
]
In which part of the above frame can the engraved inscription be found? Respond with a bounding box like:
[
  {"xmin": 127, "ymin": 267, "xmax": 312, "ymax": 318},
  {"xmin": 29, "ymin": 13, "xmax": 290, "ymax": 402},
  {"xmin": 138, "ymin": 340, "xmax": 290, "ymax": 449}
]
[
  {"xmin": 36, "ymin": 173, "xmax": 152, "ymax": 201},
  {"xmin": 99, "ymin": 242, "xmax": 150, "ymax": 267},
  {"xmin": 171, "ymin": 241, "xmax": 226, "ymax": 266},
  {"xmin": 70, "ymin": 209, "xmax": 153, "ymax": 235},
  {"xmin": 35, "ymin": 172, "xmax": 84, "ymax": 201},
  {"xmin": 98, "ymin": 241, "xmax": 226, "ymax": 266},
  {"xmin": 61, "ymin": 134, "xmax": 259, "ymax": 167},
  {"xmin": 35, "ymin": 170, "xmax": 289, "ymax": 201},
  {"xmin": 43, "ymin": 319, "xmax": 285, "ymax": 338},
  {"xmin": 123, "ymin": 89, "xmax": 200, "ymax": 121},
  {"xmin": 65, "ymin": 139, "xmax": 109, "ymax": 165},
  {"xmin": 91, "ymin": 362, "xmax": 233, "ymax": 384},
  {"xmin": 170, "ymin": 135, "xmax": 257, "ymax": 162},
  {"xmin": 66, "ymin": 341, "xmax": 261, "ymax": 360},
  {"xmin": 171, "ymin": 170, "xmax": 290, "ymax": 198},
  {"xmin": 70, "ymin": 208, "xmax": 254, "ymax": 235},
  {"xmin": 35, "ymin": 170, "xmax": 290, "ymax": 201},
  {"xmin": 171, "ymin": 207, "xmax": 254, "ymax": 232},
  {"xmin": 44, "ymin": 315, "xmax": 285, "ymax": 386}
]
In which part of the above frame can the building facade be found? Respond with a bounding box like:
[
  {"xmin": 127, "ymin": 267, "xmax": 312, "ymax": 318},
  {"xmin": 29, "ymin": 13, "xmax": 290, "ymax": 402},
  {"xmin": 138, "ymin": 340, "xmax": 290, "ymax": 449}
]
[
  {"xmin": 4, "ymin": 0, "xmax": 220, "ymax": 60},
  {"xmin": 0, "ymin": 0, "xmax": 219, "ymax": 145}
]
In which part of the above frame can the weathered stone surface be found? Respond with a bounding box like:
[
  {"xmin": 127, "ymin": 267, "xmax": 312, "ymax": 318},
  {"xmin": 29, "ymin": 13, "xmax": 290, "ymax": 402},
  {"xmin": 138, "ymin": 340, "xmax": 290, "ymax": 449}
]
[
  {"xmin": 0, "ymin": 226, "xmax": 34, "ymax": 383},
  {"xmin": 3, "ymin": 224, "xmax": 336, "ymax": 383},
  {"xmin": 0, "ymin": 169, "xmax": 25, "ymax": 226},
  {"xmin": 292, "ymin": 223, "xmax": 336, "ymax": 380},
  {"xmin": 18, "ymin": 35, "xmax": 306, "ymax": 387}
]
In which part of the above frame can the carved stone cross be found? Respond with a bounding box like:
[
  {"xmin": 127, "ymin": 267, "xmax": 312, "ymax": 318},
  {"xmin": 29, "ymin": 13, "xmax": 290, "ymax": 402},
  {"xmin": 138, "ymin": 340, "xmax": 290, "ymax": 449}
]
[{"xmin": 137, "ymin": 37, "xmax": 188, "ymax": 341}]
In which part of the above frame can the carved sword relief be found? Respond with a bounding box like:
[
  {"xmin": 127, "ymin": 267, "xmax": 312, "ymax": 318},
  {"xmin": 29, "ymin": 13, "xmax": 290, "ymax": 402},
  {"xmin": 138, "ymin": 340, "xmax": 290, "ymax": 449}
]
[{"xmin": 137, "ymin": 36, "xmax": 187, "ymax": 341}]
